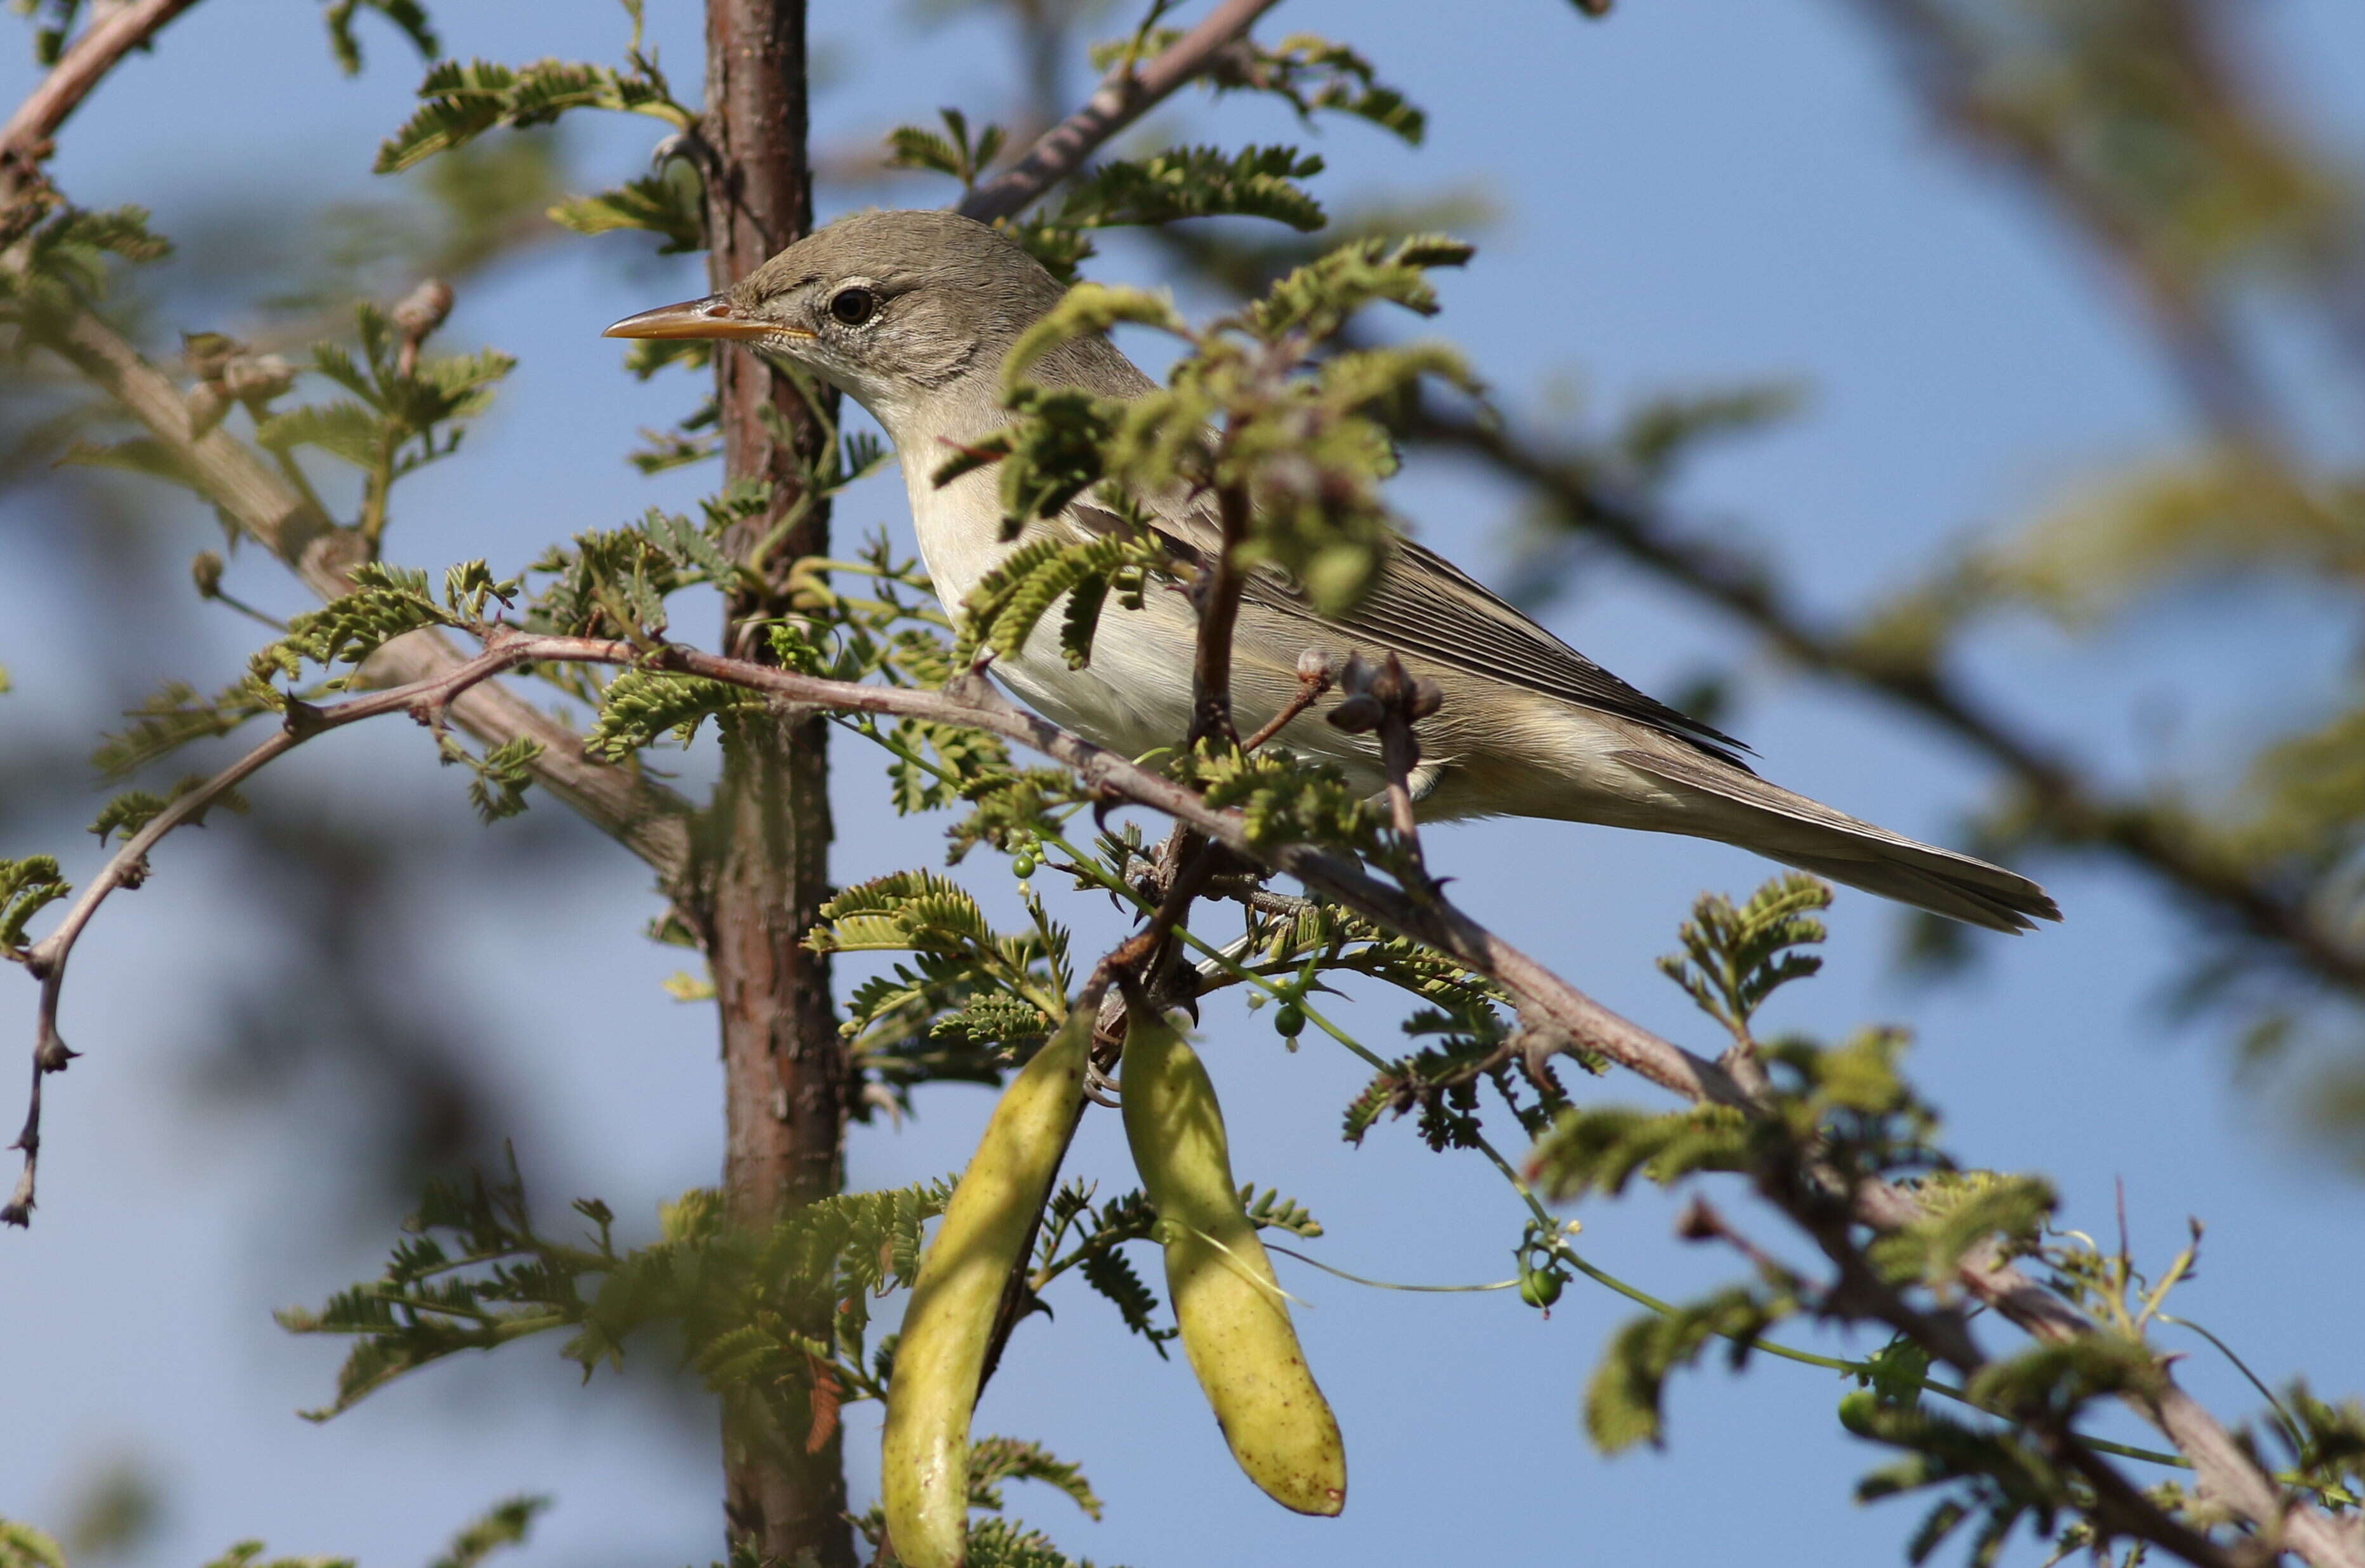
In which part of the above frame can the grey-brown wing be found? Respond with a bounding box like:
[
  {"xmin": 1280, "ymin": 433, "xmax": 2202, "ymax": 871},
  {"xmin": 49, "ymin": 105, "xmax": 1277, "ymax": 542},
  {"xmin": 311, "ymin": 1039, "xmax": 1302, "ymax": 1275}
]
[{"xmin": 1070, "ymin": 502, "xmax": 1752, "ymax": 767}]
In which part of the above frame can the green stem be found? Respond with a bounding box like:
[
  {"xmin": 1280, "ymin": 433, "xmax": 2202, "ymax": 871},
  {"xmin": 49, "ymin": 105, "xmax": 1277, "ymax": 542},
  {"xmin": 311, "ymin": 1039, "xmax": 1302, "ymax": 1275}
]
[
  {"xmin": 1037, "ymin": 827, "xmax": 1389, "ymax": 1069},
  {"xmin": 1264, "ymin": 1241, "xmax": 1518, "ymax": 1294}
]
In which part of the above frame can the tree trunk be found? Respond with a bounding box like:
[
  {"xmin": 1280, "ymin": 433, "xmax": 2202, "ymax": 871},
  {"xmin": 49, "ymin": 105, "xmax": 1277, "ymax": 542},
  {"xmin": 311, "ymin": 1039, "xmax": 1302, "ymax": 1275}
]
[{"xmin": 696, "ymin": 3, "xmax": 855, "ymax": 1564}]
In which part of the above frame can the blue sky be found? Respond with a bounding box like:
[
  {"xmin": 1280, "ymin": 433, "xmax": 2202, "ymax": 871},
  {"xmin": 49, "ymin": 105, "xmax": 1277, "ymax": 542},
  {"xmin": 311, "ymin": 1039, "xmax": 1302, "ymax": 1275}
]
[{"xmin": 4, "ymin": 2, "xmax": 2364, "ymax": 1565}]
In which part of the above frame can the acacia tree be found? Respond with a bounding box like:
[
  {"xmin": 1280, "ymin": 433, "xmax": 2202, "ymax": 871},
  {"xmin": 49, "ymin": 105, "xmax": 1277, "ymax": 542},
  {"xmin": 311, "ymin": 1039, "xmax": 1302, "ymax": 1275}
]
[{"xmin": 2, "ymin": 3, "xmax": 2363, "ymax": 1567}]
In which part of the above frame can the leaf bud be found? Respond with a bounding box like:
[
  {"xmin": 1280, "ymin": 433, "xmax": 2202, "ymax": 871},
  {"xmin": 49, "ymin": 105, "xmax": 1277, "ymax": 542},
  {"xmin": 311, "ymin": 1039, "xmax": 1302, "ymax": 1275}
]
[
  {"xmin": 392, "ymin": 277, "xmax": 455, "ymax": 343},
  {"xmin": 1295, "ymin": 647, "xmax": 1335, "ymax": 688},
  {"xmin": 220, "ymin": 352, "xmax": 296, "ymax": 403},
  {"xmin": 180, "ymin": 331, "xmax": 243, "ymax": 383}
]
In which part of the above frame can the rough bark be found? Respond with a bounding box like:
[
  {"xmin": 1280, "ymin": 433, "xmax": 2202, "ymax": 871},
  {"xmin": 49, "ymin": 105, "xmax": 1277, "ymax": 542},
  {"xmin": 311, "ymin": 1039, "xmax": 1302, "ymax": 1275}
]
[{"xmin": 697, "ymin": 3, "xmax": 855, "ymax": 1562}]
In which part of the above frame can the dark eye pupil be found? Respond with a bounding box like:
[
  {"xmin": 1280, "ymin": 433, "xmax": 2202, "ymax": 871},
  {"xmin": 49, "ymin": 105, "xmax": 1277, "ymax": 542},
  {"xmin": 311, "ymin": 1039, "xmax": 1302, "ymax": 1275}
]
[{"xmin": 830, "ymin": 288, "xmax": 877, "ymax": 326}]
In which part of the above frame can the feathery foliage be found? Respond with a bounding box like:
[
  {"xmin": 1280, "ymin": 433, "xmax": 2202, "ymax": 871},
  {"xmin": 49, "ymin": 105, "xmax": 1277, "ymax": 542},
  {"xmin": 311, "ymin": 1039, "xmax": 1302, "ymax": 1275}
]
[
  {"xmin": 278, "ymin": 1153, "xmax": 953, "ymax": 1429},
  {"xmin": 0, "ymin": 856, "xmax": 67, "ymax": 952}
]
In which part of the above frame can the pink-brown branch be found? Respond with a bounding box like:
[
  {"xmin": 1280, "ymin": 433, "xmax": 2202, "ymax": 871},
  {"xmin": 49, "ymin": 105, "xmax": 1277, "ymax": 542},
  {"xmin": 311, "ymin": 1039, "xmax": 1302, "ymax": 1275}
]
[
  {"xmin": 956, "ymin": 0, "xmax": 1283, "ymax": 224},
  {"xmin": 1, "ymin": 0, "xmax": 204, "ymax": 201},
  {"xmin": 6, "ymin": 623, "xmax": 2355, "ymax": 1567}
]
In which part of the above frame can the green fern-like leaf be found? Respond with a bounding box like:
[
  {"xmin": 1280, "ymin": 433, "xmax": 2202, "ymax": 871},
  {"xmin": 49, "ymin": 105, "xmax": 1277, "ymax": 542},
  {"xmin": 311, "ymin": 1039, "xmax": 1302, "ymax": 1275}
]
[
  {"xmin": 376, "ymin": 60, "xmax": 517, "ymax": 172},
  {"xmin": 966, "ymin": 1437, "xmax": 1103, "ymax": 1520},
  {"xmin": 1059, "ymin": 144, "xmax": 1328, "ymax": 233},
  {"xmin": 0, "ymin": 1520, "xmax": 66, "ymax": 1568},
  {"xmin": 1525, "ymin": 1103, "xmax": 1754, "ymax": 1201},
  {"xmin": 1246, "ymin": 232, "xmax": 1475, "ymax": 341},
  {"xmin": 548, "ymin": 168, "xmax": 703, "ymax": 253},
  {"xmin": 0, "ymin": 856, "xmax": 70, "ymax": 951},
  {"xmin": 260, "ymin": 562, "xmax": 450, "ymax": 679},
  {"xmin": 952, "ymin": 528, "xmax": 1167, "ymax": 671},
  {"xmin": 1656, "ymin": 873, "xmax": 1834, "ymax": 1039},
  {"xmin": 93, "ymin": 678, "xmax": 280, "ymax": 778},
  {"xmin": 1585, "ymin": 1285, "xmax": 1793, "ymax": 1453},
  {"xmin": 585, "ymin": 670, "xmax": 763, "ymax": 759},
  {"xmin": 809, "ymin": 870, "xmax": 999, "ymax": 956},
  {"xmin": 425, "ymin": 1496, "xmax": 547, "ymax": 1568},
  {"xmin": 321, "ymin": 0, "xmax": 438, "ymax": 75}
]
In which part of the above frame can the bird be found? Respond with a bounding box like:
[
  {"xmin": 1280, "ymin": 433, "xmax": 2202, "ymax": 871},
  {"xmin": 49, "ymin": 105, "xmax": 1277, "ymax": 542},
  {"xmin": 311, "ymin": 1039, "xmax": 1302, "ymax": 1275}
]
[{"xmin": 606, "ymin": 208, "xmax": 2060, "ymax": 933}]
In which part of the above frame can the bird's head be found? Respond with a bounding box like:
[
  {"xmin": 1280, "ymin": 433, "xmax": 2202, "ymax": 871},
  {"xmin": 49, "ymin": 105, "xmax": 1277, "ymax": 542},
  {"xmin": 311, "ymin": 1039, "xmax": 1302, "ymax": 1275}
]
[{"xmin": 603, "ymin": 208, "xmax": 1067, "ymax": 430}]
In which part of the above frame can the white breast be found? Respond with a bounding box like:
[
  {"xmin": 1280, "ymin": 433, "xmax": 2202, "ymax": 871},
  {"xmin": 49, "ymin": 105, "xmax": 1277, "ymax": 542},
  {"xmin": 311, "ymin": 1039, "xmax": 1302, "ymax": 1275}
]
[{"xmin": 896, "ymin": 432, "xmax": 1202, "ymax": 761}]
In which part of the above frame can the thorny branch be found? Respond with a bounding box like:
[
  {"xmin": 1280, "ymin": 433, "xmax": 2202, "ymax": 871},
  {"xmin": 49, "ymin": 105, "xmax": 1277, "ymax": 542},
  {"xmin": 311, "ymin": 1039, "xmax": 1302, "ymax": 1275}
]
[
  {"xmin": 0, "ymin": 547, "xmax": 2346, "ymax": 1561},
  {"xmin": 1, "ymin": 624, "xmax": 2352, "ymax": 1567},
  {"xmin": 2, "ymin": 627, "xmax": 594, "ymax": 1224},
  {"xmin": 955, "ymin": 0, "xmax": 1284, "ymax": 225},
  {"xmin": 1677, "ymin": 1196, "xmax": 2248, "ymax": 1568}
]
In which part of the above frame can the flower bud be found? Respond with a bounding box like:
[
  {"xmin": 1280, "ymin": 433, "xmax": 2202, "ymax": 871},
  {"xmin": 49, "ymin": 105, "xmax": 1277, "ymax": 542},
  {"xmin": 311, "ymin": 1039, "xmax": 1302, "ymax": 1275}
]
[
  {"xmin": 180, "ymin": 331, "xmax": 242, "ymax": 383},
  {"xmin": 1295, "ymin": 647, "xmax": 1335, "ymax": 688},
  {"xmin": 220, "ymin": 352, "xmax": 295, "ymax": 402},
  {"xmin": 1407, "ymin": 677, "xmax": 1444, "ymax": 720},
  {"xmin": 1325, "ymin": 694, "xmax": 1385, "ymax": 734},
  {"xmin": 392, "ymin": 277, "xmax": 455, "ymax": 342},
  {"xmin": 191, "ymin": 551, "xmax": 224, "ymax": 599}
]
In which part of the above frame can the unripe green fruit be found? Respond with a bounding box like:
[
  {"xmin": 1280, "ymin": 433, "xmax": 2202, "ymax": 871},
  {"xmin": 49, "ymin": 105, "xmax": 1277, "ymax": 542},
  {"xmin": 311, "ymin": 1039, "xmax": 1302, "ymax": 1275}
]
[
  {"xmin": 1519, "ymin": 1268, "xmax": 1563, "ymax": 1309},
  {"xmin": 1123, "ymin": 1007, "xmax": 1346, "ymax": 1517},
  {"xmin": 883, "ymin": 1010, "xmax": 1089, "ymax": 1568},
  {"xmin": 1272, "ymin": 1004, "xmax": 1305, "ymax": 1039},
  {"xmin": 1012, "ymin": 853, "xmax": 1037, "ymax": 878}
]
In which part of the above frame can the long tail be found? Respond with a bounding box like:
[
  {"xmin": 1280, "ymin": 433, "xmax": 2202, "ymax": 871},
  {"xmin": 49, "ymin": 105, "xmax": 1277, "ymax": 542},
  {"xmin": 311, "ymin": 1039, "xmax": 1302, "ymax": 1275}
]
[{"xmin": 1611, "ymin": 747, "xmax": 2061, "ymax": 934}]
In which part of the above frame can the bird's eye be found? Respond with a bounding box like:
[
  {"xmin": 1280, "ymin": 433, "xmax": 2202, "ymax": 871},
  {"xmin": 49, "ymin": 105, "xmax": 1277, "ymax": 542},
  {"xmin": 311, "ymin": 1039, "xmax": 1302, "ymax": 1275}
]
[{"xmin": 829, "ymin": 286, "xmax": 878, "ymax": 326}]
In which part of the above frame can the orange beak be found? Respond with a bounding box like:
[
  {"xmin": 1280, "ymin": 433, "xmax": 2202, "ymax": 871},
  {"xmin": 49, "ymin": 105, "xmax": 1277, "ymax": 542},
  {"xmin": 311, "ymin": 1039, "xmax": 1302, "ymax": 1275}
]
[{"xmin": 601, "ymin": 294, "xmax": 813, "ymax": 343}]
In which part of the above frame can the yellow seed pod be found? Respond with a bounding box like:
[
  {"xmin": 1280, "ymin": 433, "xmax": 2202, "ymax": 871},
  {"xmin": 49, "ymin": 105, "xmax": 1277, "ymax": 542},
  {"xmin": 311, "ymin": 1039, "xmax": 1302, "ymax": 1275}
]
[
  {"xmin": 1121, "ymin": 1003, "xmax": 1347, "ymax": 1517},
  {"xmin": 883, "ymin": 1008, "xmax": 1090, "ymax": 1568}
]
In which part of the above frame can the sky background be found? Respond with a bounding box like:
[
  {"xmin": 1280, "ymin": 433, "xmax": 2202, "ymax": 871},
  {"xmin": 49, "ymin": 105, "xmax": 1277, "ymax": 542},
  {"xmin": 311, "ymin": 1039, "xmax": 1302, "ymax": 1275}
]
[{"xmin": 4, "ymin": 2, "xmax": 2364, "ymax": 1566}]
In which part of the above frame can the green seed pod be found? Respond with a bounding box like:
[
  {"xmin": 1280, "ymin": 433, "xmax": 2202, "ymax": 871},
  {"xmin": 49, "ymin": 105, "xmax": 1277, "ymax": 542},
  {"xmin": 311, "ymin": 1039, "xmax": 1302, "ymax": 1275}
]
[
  {"xmin": 1122, "ymin": 1004, "xmax": 1346, "ymax": 1517},
  {"xmin": 1519, "ymin": 1268, "xmax": 1563, "ymax": 1309},
  {"xmin": 883, "ymin": 1009, "xmax": 1089, "ymax": 1568},
  {"xmin": 1272, "ymin": 1003, "xmax": 1305, "ymax": 1039}
]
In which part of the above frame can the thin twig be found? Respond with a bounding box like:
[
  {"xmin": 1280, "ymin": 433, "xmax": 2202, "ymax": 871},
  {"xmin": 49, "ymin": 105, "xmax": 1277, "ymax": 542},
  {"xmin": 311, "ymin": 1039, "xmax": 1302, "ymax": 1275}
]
[
  {"xmin": 1186, "ymin": 477, "xmax": 1252, "ymax": 748},
  {"xmin": 3, "ymin": 628, "xmax": 586, "ymax": 1224},
  {"xmin": 0, "ymin": 0, "xmax": 204, "ymax": 206},
  {"xmin": 1240, "ymin": 649, "xmax": 1333, "ymax": 752},
  {"xmin": 956, "ymin": 0, "xmax": 1283, "ymax": 224}
]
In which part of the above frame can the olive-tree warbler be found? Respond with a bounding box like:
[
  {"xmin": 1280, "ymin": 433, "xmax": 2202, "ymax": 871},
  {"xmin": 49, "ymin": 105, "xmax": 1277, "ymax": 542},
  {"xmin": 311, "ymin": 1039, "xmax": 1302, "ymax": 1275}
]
[{"xmin": 608, "ymin": 209, "xmax": 2058, "ymax": 932}]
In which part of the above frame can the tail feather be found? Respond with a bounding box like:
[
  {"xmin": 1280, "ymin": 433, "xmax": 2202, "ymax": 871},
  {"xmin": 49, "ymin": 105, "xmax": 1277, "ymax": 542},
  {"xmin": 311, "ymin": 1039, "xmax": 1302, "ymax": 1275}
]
[{"xmin": 1611, "ymin": 747, "xmax": 2061, "ymax": 934}]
